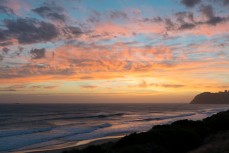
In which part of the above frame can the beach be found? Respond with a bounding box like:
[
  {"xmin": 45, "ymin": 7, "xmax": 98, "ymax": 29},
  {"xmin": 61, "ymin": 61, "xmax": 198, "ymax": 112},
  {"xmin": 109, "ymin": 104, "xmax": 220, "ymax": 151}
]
[{"xmin": 15, "ymin": 135, "xmax": 123, "ymax": 153}]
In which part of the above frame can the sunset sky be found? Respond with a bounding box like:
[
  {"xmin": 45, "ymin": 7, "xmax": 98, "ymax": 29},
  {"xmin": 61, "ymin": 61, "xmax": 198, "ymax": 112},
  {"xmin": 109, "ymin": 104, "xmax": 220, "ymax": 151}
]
[{"xmin": 0, "ymin": 0, "xmax": 228, "ymax": 103}]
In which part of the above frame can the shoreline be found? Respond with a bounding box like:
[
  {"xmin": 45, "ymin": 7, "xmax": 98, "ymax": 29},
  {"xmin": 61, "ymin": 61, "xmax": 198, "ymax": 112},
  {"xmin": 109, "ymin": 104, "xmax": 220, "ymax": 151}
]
[
  {"xmin": 12, "ymin": 135, "xmax": 124, "ymax": 153},
  {"xmin": 5, "ymin": 105, "xmax": 229, "ymax": 153}
]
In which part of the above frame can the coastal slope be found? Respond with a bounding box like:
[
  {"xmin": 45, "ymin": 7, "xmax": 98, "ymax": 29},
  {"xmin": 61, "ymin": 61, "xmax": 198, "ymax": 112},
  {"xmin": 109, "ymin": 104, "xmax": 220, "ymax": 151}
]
[
  {"xmin": 190, "ymin": 90, "xmax": 229, "ymax": 104},
  {"xmin": 63, "ymin": 109, "xmax": 229, "ymax": 153}
]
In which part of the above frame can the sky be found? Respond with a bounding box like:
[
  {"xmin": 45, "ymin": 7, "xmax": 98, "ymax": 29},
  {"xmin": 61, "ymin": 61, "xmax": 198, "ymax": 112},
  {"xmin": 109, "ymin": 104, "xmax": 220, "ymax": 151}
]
[{"xmin": 0, "ymin": 0, "xmax": 229, "ymax": 103}]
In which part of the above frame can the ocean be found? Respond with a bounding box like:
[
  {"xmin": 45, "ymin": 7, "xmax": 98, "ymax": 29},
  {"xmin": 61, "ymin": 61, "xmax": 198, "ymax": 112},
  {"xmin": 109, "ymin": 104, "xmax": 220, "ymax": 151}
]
[{"xmin": 0, "ymin": 103, "xmax": 229, "ymax": 153}]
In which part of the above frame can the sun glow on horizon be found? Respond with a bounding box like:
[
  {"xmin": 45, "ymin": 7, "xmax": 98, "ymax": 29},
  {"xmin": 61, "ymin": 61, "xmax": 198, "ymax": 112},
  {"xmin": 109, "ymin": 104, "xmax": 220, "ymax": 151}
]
[{"xmin": 0, "ymin": 0, "xmax": 228, "ymax": 103}]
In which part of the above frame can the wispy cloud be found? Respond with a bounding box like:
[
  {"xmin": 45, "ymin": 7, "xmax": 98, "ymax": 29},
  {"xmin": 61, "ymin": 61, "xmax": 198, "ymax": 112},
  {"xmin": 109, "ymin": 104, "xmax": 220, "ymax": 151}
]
[
  {"xmin": 80, "ymin": 85, "xmax": 98, "ymax": 89},
  {"xmin": 129, "ymin": 80, "xmax": 186, "ymax": 89}
]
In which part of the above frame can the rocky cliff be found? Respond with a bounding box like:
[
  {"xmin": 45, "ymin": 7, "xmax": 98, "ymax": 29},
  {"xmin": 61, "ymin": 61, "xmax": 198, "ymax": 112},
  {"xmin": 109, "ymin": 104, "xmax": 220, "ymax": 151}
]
[{"xmin": 191, "ymin": 90, "xmax": 229, "ymax": 104}]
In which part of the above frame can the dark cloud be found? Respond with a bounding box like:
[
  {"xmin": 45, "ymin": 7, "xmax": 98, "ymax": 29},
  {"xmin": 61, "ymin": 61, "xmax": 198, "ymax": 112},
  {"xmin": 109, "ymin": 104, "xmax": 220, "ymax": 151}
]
[
  {"xmin": 179, "ymin": 23, "xmax": 196, "ymax": 30},
  {"xmin": 175, "ymin": 12, "xmax": 196, "ymax": 30},
  {"xmin": 0, "ymin": 5, "xmax": 14, "ymax": 15},
  {"xmin": 207, "ymin": 16, "xmax": 225, "ymax": 25},
  {"xmin": 143, "ymin": 12, "xmax": 197, "ymax": 31},
  {"xmin": 142, "ymin": 17, "xmax": 163, "ymax": 23},
  {"xmin": 13, "ymin": 47, "xmax": 24, "ymax": 56},
  {"xmin": 0, "ymin": 54, "xmax": 3, "ymax": 61},
  {"xmin": 223, "ymin": 0, "xmax": 229, "ymax": 5},
  {"xmin": 0, "ymin": 17, "xmax": 84, "ymax": 45},
  {"xmin": 163, "ymin": 5, "xmax": 228, "ymax": 31},
  {"xmin": 67, "ymin": 26, "xmax": 83, "ymax": 36},
  {"xmin": 153, "ymin": 17, "xmax": 163, "ymax": 22},
  {"xmin": 175, "ymin": 12, "xmax": 194, "ymax": 23},
  {"xmin": 33, "ymin": 6, "xmax": 66, "ymax": 21},
  {"xmin": 109, "ymin": 10, "xmax": 128, "ymax": 19},
  {"xmin": 30, "ymin": 48, "xmax": 46, "ymax": 59},
  {"xmin": 3, "ymin": 18, "xmax": 59, "ymax": 44},
  {"xmin": 62, "ymin": 26, "xmax": 83, "ymax": 39},
  {"xmin": 200, "ymin": 5, "xmax": 226, "ymax": 25},
  {"xmin": 165, "ymin": 18, "xmax": 176, "ymax": 30},
  {"xmin": 0, "ymin": 64, "xmax": 75, "ymax": 79},
  {"xmin": 86, "ymin": 10, "xmax": 101, "ymax": 24},
  {"xmin": 200, "ymin": 5, "xmax": 214, "ymax": 19},
  {"xmin": 181, "ymin": 0, "xmax": 201, "ymax": 7},
  {"xmin": 0, "ymin": 29, "xmax": 8, "ymax": 42},
  {"xmin": 2, "ymin": 47, "xmax": 9, "ymax": 54}
]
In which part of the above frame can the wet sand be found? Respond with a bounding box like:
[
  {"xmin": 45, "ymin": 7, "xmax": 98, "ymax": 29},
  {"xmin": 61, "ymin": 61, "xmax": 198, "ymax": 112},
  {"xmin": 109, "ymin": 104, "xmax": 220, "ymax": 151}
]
[{"xmin": 12, "ymin": 135, "xmax": 124, "ymax": 153}]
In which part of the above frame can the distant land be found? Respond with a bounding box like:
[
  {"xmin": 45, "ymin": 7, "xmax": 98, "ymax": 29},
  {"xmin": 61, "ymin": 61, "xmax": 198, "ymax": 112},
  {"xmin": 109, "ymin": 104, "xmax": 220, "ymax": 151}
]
[{"xmin": 191, "ymin": 90, "xmax": 229, "ymax": 104}]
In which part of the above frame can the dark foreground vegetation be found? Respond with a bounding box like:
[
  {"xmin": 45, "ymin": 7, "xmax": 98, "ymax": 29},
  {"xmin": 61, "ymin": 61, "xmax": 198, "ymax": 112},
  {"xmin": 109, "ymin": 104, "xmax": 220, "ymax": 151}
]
[{"xmin": 63, "ymin": 110, "xmax": 229, "ymax": 153}]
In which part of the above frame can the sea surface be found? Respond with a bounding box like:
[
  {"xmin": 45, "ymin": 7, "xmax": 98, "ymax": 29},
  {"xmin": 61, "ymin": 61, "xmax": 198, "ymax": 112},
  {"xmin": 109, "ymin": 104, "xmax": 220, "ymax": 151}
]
[{"xmin": 0, "ymin": 103, "xmax": 229, "ymax": 153}]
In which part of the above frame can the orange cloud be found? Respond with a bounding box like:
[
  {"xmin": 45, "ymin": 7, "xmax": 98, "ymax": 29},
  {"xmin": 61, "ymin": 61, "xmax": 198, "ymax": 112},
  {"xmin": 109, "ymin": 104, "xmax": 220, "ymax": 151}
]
[
  {"xmin": 94, "ymin": 23, "xmax": 132, "ymax": 38},
  {"xmin": 80, "ymin": 85, "xmax": 98, "ymax": 89},
  {"xmin": 0, "ymin": 41, "xmax": 228, "ymax": 95}
]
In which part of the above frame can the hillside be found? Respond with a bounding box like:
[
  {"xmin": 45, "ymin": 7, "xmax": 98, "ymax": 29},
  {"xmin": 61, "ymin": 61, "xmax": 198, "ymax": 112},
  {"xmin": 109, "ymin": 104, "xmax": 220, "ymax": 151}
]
[
  {"xmin": 63, "ymin": 110, "xmax": 229, "ymax": 153},
  {"xmin": 190, "ymin": 90, "xmax": 229, "ymax": 104}
]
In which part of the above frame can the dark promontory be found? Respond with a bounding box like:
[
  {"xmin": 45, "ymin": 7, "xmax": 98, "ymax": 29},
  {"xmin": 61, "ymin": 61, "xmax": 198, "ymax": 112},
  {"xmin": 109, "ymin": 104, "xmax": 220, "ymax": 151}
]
[{"xmin": 191, "ymin": 90, "xmax": 229, "ymax": 104}]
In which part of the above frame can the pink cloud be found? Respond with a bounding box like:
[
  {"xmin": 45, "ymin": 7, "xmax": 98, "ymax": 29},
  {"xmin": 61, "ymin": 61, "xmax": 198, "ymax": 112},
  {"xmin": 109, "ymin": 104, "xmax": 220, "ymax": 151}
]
[{"xmin": 4, "ymin": 0, "xmax": 31, "ymax": 15}]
